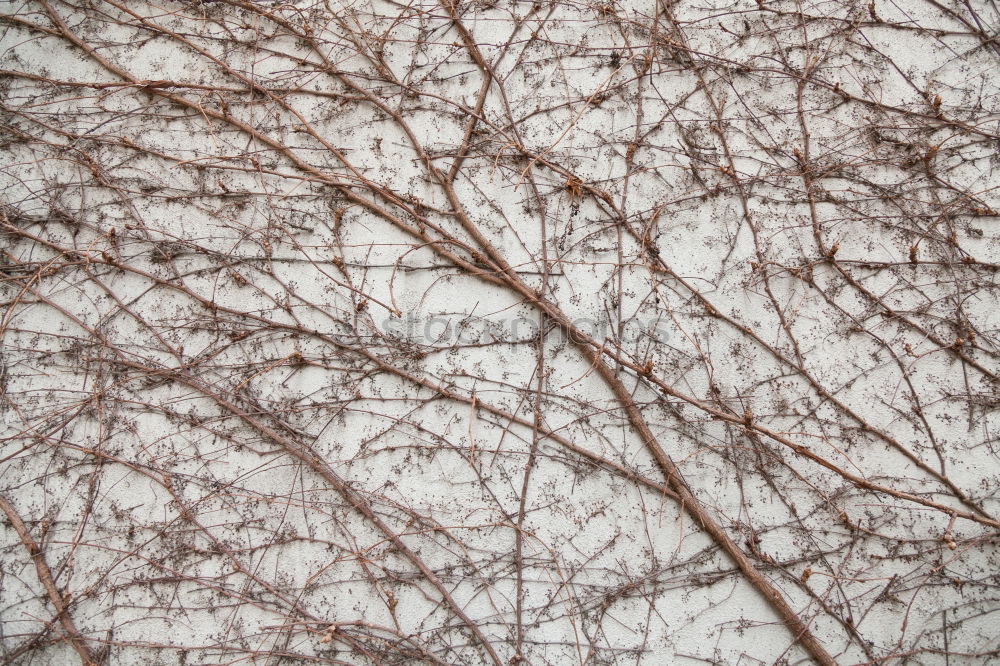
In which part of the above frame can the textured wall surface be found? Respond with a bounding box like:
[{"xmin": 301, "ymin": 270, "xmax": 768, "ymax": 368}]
[{"xmin": 1, "ymin": 0, "xmax": 999, "ymax": 663}]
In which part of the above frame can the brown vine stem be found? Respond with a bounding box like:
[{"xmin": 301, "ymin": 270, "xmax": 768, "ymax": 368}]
[{"xmin": 0, "ymin": 495, "xmax": 100, "ymax": 666}]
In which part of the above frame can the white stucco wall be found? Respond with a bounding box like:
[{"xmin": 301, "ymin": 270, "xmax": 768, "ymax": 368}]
[{"xmin": 1, "ymin": 0, "xmax": 998, "ymax": 663}]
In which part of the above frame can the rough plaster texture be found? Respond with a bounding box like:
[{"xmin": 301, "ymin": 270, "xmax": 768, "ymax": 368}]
[{"xmin": 0, "ymin": 0, "xmax": 999, "ymax": 664}]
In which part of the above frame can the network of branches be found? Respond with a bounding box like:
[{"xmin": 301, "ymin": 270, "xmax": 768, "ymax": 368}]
[{"xmin": 1, "ymin": 0, "xmax": 999, "ymax": 663}]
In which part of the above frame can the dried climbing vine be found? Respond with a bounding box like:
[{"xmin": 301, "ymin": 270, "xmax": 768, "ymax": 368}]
[{"xmin": 1, "ymin": 0, "xmax": 999, "ymax": 663}]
